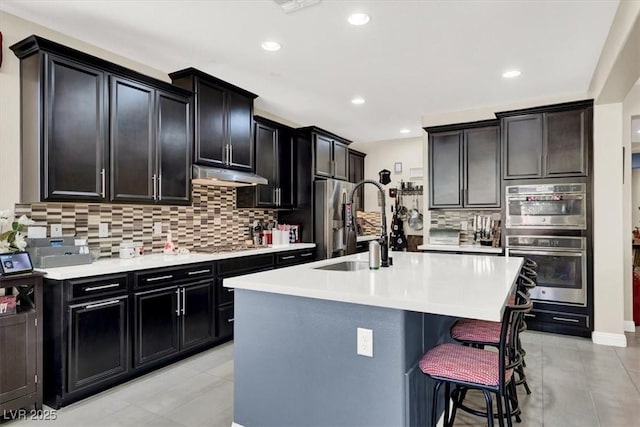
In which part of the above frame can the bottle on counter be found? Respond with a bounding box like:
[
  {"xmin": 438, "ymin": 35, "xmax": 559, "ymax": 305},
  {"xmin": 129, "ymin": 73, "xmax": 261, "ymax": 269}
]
[{"xmin": 369, "ymin": 240, "xmax": 381, "ymax": 270}]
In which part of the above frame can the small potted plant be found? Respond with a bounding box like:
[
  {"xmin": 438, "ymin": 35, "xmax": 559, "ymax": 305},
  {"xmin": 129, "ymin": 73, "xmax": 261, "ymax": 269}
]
[{"xmin": 0, "ymin": 210, "xmax": 35, "ymax": 253}]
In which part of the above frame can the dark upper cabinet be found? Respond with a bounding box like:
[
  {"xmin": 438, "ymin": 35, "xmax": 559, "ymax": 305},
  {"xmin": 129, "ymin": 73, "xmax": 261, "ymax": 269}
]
[
  {"xmin": 428, "ymin": 131, "xmax": 463, "ymax": 208},
  {"xmin": 11, "ymin": 35, "xmax": 193, "ymax": 205},
  {"xmin": 348, "ymin": 149, "xmax": 366, "ymax": 211},
  {"xmin": 110, "ymin": 77, "xmax": 155, "ymax": 203},
  {"xmin": 497, "ymin": 100, "xmax": 592, "ymax": 179},
  {"xmin": 170, "ymin": 68, "xmax": 258, "ymax": 172},
  {"xmin": 297, "ymin": 127, "xmax": 351, "ymax": 180},
  {"xmin": 110, "ymin": 79, "xmax": 192, "ymax": 205},
  {"xmin": 156, "ymin": 91, "xmax": 192, "ymax": 204},
  {"xmin": 464, "ymin": 126, "xmax": 501, "ymax": 207},
  {"xmin": 502, "ymin": 115, "xmax": 543, "ymax": 179},
  {"xmin": 426, "ymin": 121, "xmax": 500, "ymax": 209},
  {"xmin": 236, "ymin": 116, "xmax": 294, "ymax": 209},
  {"xmin": 30, "ymin": 55, "xmax": 107, "ymax": 202}
]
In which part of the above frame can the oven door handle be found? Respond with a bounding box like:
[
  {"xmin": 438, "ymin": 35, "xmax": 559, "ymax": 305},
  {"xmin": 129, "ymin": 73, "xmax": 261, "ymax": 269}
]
[{"xmin": 508, "ymin": 250, "xmax": 584, "ymax": 257}]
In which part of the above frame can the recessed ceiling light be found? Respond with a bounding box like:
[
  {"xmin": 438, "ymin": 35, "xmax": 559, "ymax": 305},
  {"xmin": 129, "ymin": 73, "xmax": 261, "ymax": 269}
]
[
  {"xmin": 351, "ymin": 97, "xmax": 365, "ymax": 105},
  {"xmin": 400, "ymin": 129, "xmax": 411, "ymax": 134},
  {"xmin": 348, "ymin": 13, "xmax": 370, "ymax": 26},
  {"xmin": 502, "ymin": 70, "xmax": 521, "ymax": 79},
  {"xmin": 261, "ymin": 41, "xmax": 282, "ymax": 51}
]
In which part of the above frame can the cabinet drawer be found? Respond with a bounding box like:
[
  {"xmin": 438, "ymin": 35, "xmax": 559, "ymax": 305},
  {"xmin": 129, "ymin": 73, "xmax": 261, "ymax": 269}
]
[
  {"xmin": 525, "ymin": 309, "xmax": 589, "ymax": 329},
  {"xmin": 217, "ymin": 305, "xmax": 234, "ymax": 339},
  {"xmin": 69, "ymin": 274, "xmax": 128, "ymax": 301},
  {"xmin": 276, "ymin": 249, "xmax": 316, "ymax": 266},
  {"xmin": 135, "ymin": 263, "xmax": 214, "ymax": 289},
  {"xmin": 217, "ymin": 254, "xmax": 273, "ymax": 277},
  {"xmin": 217, "ymin": 281, "xmax": 235, "ymax": 306}
]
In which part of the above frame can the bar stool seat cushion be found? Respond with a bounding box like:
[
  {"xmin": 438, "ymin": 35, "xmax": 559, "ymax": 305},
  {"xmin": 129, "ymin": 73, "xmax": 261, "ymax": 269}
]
[
  {"xmin": 419, "ymin": 343, "xmax": 513, "ymax": 387},
  {"xmin": 451, "ymin": 319, "xmax": 501, "ymax": 344}
]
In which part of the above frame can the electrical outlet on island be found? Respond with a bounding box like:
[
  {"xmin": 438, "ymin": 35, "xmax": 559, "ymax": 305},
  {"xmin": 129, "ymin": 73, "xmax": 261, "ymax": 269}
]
[{"xmin": 357, "ymin": 327, "xmax": 373, "ymax": 357}]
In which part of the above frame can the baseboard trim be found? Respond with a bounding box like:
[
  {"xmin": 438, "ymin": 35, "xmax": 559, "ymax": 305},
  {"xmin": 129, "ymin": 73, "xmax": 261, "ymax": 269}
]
[
  {"xmin": 592, "ymin": 331, "xmax": 628, "ymax": 347},
  {"xmin": 232, "ymin": 423, "xmax": 245, "ymax": 427},
  {"xmin": 624, "ymin": 320, "xmax": 637, "ymax": 332}
]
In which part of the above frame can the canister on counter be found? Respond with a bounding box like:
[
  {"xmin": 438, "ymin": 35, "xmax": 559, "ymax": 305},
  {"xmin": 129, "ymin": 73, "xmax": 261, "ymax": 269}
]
[{"xmin": 369, "ymin": 240, "xmax": 381, "ymax": 270}]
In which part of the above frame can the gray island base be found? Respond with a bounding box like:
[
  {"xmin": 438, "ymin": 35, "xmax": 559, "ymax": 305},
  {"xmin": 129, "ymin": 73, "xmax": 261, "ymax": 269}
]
[{"xmin": 227, "ymin": 252, "xmax": 524, "ymax": 427}]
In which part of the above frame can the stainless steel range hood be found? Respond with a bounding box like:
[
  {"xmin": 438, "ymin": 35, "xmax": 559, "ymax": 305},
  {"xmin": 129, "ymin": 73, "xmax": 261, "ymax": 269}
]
[{"xmin": 192, "ymin": 165, "xmax": 268, "ymax": 187}]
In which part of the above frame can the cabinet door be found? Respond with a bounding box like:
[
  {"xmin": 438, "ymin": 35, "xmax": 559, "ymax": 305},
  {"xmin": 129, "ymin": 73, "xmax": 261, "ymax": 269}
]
[
  {"xmin": 544, "ymin": 109, "xmax": 588, "ymax": 177},
  {"xmin": 217, "ymin": 305, "xmax": 234, "ymax": 340},
  {"xmin": 277, "ymin": 129, "xmax": 295, "ymax": 209},
  {"xmin": 227, "ymin": 91, "xmax": 254, "ymax": 171},
  {"xmin": 180, "ymin": 281, "xmax": 215, "ymax": 350},
  {"xmin": 464, "ymin": 126, "xmax": 500, "ymax": 208},
  {"xmin": 429, "ymin": 131, "xmax": 463, "ymax": 208},
  {"xmin": 134, "ymin": 287, "xmax": 179, "ymax": 367},
  {"xmin": 333, "ymin": 141, "xmax": 349, "ymax": 181},
  {"xmin": 67, "ymin": 297, "xmax": 128, "ymax": 392},
  {"xmin": 0, "ymin": 311, "xmax": 36, "ymax": 403},
  {"xmin": 254, "ymin": 121, "xmax": 278, "ymax": 206},
  {"xmin": 314, "ymin": 134, "xmax": 333, "ymax": 177},
  {"xmin": 502, "ymin": 115, "xmax": 543, "ymax": 179},
  {"xmin": 196, "ymin": 79, "xmax": 226, "ymax": 166},
  {"xmin": 110, "ymin": 77, "xmax": 155, "ymax": 202},
  {"xmin": 348, "ymin": 151, "xmax": 365, "ymax": 211},
  {"xmin": 45, "ymin": 56, "xmax": 106, "ymax": 201},
  {"xmin": 157, "ymin": 91, "xmax": 192, "ymax": 205}
]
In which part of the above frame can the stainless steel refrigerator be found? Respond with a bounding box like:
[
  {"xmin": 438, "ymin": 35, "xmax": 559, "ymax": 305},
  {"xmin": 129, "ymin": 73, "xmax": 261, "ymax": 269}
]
[{"xmin": 314, "ymin": 179, "xmax": 360, "ymax": 259}]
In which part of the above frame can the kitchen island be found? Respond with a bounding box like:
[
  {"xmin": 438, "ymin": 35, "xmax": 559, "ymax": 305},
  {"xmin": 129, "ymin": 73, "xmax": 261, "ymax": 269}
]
[{"xmin": 225, "ymin": 251, "xmax": 523, "ymax": 427}]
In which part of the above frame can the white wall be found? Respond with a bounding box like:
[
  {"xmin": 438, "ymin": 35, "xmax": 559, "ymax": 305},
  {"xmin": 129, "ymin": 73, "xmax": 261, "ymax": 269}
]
[
  {"xmin": 350, "ymin": 136, "xmax": 425, "ymax": 236},
  {"xmin": 0, "ymin": 11, "xmax": 173, "ymax": 209}
]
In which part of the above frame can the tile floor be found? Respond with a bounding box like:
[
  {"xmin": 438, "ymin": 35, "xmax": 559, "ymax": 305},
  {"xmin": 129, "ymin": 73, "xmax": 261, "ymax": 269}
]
[{"xmin": 6, "ymin": 328, "xmax": 639, "ymax": 427}]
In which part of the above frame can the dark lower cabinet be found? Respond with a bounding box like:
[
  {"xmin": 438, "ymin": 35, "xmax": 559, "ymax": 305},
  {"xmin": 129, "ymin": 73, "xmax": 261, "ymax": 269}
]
[
  {"xmin": 68, "ymin": 297, "xmax": 128, "ymax": 392},
  {"xmin": 217, "ymin": 305, "xmax": 235, "ymax": 340},
  {"xmin": 181, "ymin": 281, "xmax": 215, "ymax": 350},
  {"xmin": 0, "ymin": 273, "xmax": 43, "ymax": 414},
  {"xmin": 134, "ymin": 288, "xmax": 179, "ymax": 367}
]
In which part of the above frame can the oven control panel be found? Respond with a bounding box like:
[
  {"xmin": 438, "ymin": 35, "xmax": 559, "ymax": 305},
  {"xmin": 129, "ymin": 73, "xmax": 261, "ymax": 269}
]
[{"xmin": 506, "ymin": 235, "xmax": 585, "ymax": 250}]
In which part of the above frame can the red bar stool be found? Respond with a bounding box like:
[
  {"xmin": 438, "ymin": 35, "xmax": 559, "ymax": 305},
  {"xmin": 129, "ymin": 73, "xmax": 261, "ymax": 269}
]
[{"xmin": 420, "ymin": 292, "xmax": 532, "ymax": 427}]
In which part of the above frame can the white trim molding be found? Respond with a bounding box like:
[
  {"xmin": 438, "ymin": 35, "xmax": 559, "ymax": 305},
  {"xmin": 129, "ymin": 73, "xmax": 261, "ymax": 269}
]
[
  {"xmin": 232, "ymin": 423, "xmax": 245, "ymax": 427},
  {"xmin": 624, "ymin": 320, "xmax": 637, "ymax": 332},
  {"xmin": 592, "ymin": 331, "xmax": 628, "ymax": 347}
]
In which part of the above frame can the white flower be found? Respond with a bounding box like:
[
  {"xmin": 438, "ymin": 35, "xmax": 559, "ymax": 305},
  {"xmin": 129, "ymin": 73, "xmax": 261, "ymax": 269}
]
[
  {"xmin": 0, "ymin": 240, "xmax": 10, "ymax": 252},
  {"xmin": 13, "ymin": 232, "xmax": 27, "ymax": 251},
  {"xmin": 17, "ymin": 215, "xmax": 35, "ymax": 226}
]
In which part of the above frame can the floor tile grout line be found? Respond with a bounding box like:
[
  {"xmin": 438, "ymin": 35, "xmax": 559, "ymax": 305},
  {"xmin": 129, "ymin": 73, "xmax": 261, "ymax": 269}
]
[
  {"xmin": 588, "ymin": 390, "xmax": 603, "ymax": 427},
  {"xmin": 611, "ymin": 337, "xmax": 640, "ymax": 396}
]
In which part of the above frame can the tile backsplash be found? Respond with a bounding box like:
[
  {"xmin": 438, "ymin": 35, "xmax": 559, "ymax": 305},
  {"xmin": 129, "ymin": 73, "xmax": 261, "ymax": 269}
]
[
  {"xmin": 429, "ymin": 210, "xmax": 502, "ymax": 244},
  {"xmin": 14, "ymin": 184, "xmax": 275, "ymax": 258}
]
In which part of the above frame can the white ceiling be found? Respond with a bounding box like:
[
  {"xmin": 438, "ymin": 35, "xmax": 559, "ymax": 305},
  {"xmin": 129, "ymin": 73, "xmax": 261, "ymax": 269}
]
[{"xmin": 0, "ymin": 0, "xmax": 620, "ymax": 143}]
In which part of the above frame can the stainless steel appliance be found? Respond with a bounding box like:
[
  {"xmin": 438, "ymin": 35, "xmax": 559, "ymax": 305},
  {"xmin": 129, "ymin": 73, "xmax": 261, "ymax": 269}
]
[
  {"xmin": 505, "ymin": 183, "xmax": 586, "ymax": 229},
  {"xmin": 506, "ymin": 235, "xmax": 586, "ymax": 306},
  {"xmin": 314, "ymin": 179, "xmax": 359, "ymax": 259}
]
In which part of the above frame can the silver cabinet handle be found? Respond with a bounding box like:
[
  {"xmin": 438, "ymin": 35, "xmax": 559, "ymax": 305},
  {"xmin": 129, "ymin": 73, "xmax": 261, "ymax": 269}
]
[
  {"xmin": 176, "ymin": 289, "xmax": 181, "ymax": 316},
  {"xmin": 300, "ymin": 253, "xmax": 314, "ymax": 257},
  {"xmin": 85, "ymin": 283, "xmax": 120, "ymax": 292},
  {"xmin": 158, "ymin": 173, "xmax": 162, "ymax": 201},
  {"xmin": 228, "ymin": 318, "xmax": 234, "ymax": 323},
  {"xmin": 146, "ymin": 274, "xmax": 173, "ymax": 282},
  {"xmin": 552, "ymin": 316, "xmax": 580, "ymax": 323},
  {"xmin": 152, "ymin": 174, "xmax": 157, "ymax": 200},
  {"xmin": 85, "ymin": 299, "xmax": 120, "ymax": 310},
  {"xmin": 100, "ymin": 168, "xmax": 106, "ymax": 198},
  {"xmin": 228, "ymin": 288, "xmax": 234, "ymax": 293},
  {"xmin": 524, "ymin": 313, "xmax": 536, "ymax": 318},
  {"xmin": 281, "ymin": 255, "xmax": 295, "ymax": 260},
  {"xmin": 187, "ymin": 269, "xmax": 211, "ymax": 276},
  {"xmin": 230, "ymin": 144, "xmax": 233, "ymax": 164},
  {"xmin": 181, "ymin": 288, "xmax": 186, "ymax": 315}
]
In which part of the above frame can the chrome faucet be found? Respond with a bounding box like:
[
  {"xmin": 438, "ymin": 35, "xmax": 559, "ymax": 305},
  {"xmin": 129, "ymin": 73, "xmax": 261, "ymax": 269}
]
[{"xmin": 348, "ymin": 180, "xmax": 390, "ymax": 267}]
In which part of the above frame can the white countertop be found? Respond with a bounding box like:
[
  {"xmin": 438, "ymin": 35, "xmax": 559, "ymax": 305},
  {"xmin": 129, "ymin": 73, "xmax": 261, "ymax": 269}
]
[
  {"xmin": 37, "ymin": 243, "xmax": 316, "ymax": 280},
  {"xmin": 417, "ymin": 244, "xmax": 503, "ymax": 254},
  {"xmin": 225, "ymin": 252, "xmax": 523, "ymax": 321}
]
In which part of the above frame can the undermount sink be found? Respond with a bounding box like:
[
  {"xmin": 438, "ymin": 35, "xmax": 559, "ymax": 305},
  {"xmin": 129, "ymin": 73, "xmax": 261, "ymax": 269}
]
[{"xmin": 314, "ymin": 261, "xmax": 369, "ymax": 271}]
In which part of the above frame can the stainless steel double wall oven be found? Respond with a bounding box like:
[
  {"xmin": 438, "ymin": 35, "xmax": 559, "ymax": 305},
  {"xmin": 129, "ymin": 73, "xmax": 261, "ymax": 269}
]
[{"xmin": 505, "ymin": 183, "xmax": 589, "ymax": 307}]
